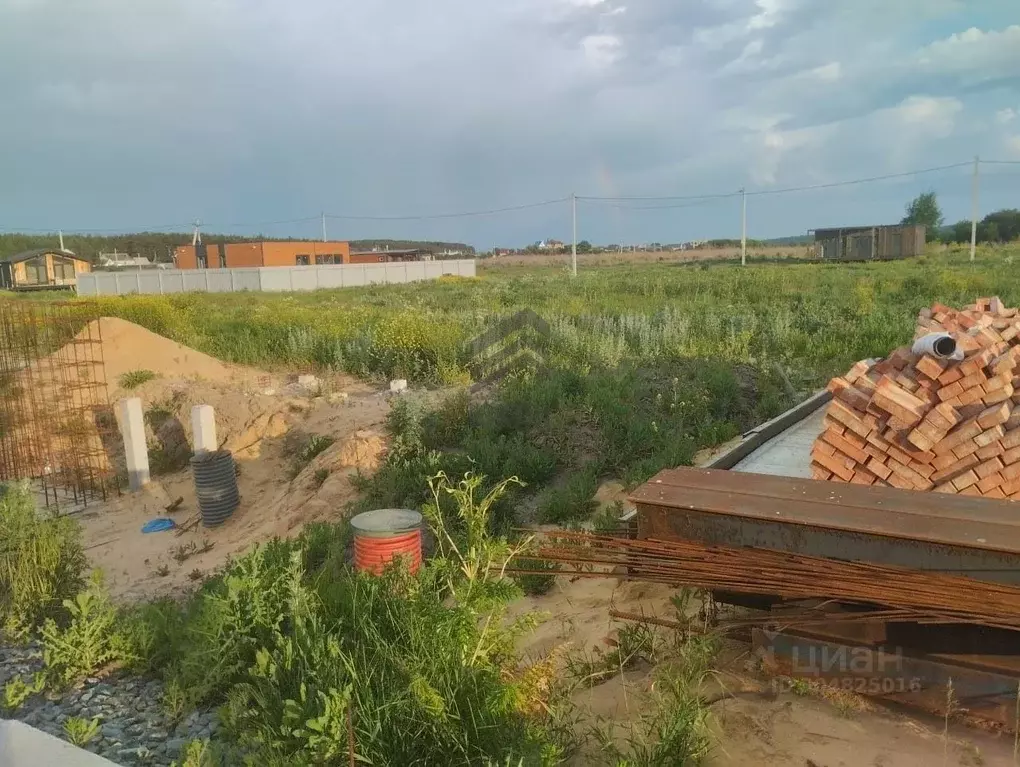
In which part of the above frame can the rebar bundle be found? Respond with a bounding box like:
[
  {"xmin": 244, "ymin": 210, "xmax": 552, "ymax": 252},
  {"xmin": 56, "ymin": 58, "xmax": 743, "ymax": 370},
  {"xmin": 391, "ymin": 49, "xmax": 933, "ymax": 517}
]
[
  {"xmin": 0, "ymin": 302, "xmax": 117, "ymax": 511},
  {"xmin": 520, "ymin": 530, "xmax": 1020, "ymax": 632}
]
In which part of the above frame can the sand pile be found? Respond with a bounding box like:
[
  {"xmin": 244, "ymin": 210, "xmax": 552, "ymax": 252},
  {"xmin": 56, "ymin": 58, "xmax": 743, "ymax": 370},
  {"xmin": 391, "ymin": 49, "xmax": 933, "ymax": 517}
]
[
  {"xmin": 267, "ymin": 429, "xmax": 389, "ymax": 535},
  {"xmin": 94, "ymin": 317, "xmax": 239, "ymax": 388}
]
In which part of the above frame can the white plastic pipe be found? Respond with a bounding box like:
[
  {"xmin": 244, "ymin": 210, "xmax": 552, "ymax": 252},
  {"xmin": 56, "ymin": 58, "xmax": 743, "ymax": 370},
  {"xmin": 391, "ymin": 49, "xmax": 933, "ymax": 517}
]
[{"xmin": 912, "ymin": 332, "xmax": 962, "ymax": 361}]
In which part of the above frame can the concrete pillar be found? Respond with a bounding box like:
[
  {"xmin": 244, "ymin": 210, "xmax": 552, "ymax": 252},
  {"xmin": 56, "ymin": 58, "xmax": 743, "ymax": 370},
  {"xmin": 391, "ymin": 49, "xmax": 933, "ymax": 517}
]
[
  {"xmin": 191, "ymin": 405, "xmax": 217, "ymax": 455},
  {"xmin": 119, "ymin": 397, "xmax": 149, "ymax": 491}
]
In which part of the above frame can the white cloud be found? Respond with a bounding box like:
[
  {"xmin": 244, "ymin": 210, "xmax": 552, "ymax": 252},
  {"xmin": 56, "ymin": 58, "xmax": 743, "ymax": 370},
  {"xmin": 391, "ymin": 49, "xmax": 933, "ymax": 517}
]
[
  {"xmin": 581, "ymin": 34, "xmax": 622, "ymax": 67},
  {"xmin": 808, "ymin": 62, "xmax": 841, "ymax": 82},
  {"xmin": 720, "ymin": 39, "xmax": 765, "ymax": 73},
  {"xmin": 996, "ymin": 108, "xmax": 1017, "ymax": 125},
  {"xmin": 693, "ymin": 0, "xmax": 801, "ymax": 49},
  {"xmin": 747, "ymin": 0, "xmax": 791, "ymax": 31},
  {"xmin": 751, "ymin": 123, "xmax": 832, "ymax": 185},
  {"xmin": 914, "ymin": 25, "xmax": 1020, "ymax": 82},
  {"xmin": 888, "ymin": 95, "xmax": 962, "ymax": 138}
]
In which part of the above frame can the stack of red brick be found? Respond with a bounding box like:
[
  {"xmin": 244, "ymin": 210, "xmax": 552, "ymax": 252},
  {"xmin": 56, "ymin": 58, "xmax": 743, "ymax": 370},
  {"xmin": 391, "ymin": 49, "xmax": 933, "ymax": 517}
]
[{"xmin": 812, "ymin": 297, "xmax": 1020, "ymax": 498}]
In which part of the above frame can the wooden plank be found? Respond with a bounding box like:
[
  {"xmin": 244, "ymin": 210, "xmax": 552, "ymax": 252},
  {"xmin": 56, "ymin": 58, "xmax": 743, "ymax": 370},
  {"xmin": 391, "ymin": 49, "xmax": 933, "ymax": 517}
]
[{"xmin": 630, "ymin": 467, "xmax": 1020, "ymax": 554}]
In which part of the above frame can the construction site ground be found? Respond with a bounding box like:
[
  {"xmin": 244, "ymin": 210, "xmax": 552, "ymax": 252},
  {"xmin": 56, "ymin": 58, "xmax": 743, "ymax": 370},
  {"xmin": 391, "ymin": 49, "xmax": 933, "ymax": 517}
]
[
  {"xmin": 512, "ymin": 577, "xmax": 1016, "ymax": 766},
  {"xmin": 74, "ymin": 318, "xmax": 403, "ymax": 601},
  {"xmin": 64, "ymin": 318, "xmax": 1020, "ymax": 764}
]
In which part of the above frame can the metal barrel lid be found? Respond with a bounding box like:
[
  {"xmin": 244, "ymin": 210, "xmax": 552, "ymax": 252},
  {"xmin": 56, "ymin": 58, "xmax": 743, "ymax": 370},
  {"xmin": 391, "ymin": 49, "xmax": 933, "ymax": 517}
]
[{"xmin": 350, "ymin": 508, "xmax": 423, "ymax": 538}]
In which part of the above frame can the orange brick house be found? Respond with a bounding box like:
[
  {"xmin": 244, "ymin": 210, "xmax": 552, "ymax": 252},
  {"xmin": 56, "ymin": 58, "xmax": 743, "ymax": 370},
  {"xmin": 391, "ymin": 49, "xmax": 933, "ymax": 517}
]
[{"xmin": 173, "ymin": 240, "xmax": 352, "ymax": 269}]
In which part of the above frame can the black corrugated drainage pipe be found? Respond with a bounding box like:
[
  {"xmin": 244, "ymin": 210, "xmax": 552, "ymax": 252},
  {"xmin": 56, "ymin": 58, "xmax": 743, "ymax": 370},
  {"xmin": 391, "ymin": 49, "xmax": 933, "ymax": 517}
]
[{"xmin": 190, "ymin": 449, "xmax": 239, "ymax": 527}]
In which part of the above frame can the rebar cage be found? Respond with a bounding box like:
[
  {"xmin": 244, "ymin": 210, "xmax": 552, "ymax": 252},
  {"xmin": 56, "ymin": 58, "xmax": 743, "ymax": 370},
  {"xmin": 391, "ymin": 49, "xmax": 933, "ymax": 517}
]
[{"xmin": 0, "ymin": 301, "xmax": 119, "ymax": 511}]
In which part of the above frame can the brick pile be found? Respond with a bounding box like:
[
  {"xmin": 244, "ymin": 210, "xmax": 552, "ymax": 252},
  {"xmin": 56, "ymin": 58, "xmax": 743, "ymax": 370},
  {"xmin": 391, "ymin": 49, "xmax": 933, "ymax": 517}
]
[{"xmin": 812, "ymin": 297, "xmax": 1020, "ymax": 498}]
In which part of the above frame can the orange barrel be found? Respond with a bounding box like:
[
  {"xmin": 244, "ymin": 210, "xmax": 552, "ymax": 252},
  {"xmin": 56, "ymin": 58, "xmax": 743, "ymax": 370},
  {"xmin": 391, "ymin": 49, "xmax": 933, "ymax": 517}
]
[{"xmin": 351, "ymin": 509, "xmax": 423, "ymax": 575}]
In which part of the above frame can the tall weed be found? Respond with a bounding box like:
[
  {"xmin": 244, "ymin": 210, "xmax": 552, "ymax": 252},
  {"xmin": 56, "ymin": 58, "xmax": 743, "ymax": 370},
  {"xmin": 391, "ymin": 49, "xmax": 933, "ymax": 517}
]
[
  {"xmin": 0, "ymin": 484, "xmax": 86, "ymax": 639},
  {"xmin": 41, "ymin": 572, "xmax": 121, "ymax": 685}
]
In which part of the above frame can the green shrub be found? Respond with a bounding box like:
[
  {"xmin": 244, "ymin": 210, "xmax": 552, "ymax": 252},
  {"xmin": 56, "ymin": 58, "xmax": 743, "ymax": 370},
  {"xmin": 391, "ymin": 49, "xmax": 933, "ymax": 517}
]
[
  {"xmin": 63, "ymin": 716, "xmax": 101, "ymax": 746},
  {"xmin": 537, "ymin": 468, "xmax": 600, "ymax": 524},
  {"xmin": 41, "ymin": 572, "xmax": 121, "ymax": 686},
  {"xmin": 2, "ymin": 673, "xmax": 44, "ymax": 712},
  {"xmin": 164, "ymin": 542, "xmax": 304, "ymax": 708},
  {"xmin": 113, "ymin": 597, "xmax": 184, "ymax": 674},
  {"xmin": 512, "ymin": 557, "xmax": 559, "ymax": 596},
  {"xmin": 170, "ymin": 739, "xmax": 221, "ymax": 767},
  {"xmin": 0, "ymin": 484, "xmax": 87, "ymax": 638},
  {"xmin": 288, "ymin": 434, "xmax": 336, "ymax": 479},
  {"xmin": 221, "ymin": 473, "xmax": 559, "ymax": 766},
  {"xmin": 118, "ymin": 369, "xmax": 158, "ymax": 389}
]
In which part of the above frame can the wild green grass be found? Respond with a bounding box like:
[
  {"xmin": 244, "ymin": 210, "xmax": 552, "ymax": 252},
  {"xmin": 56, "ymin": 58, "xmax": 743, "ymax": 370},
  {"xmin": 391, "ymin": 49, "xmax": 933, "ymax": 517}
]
[
  {"xmin": 118, "ymin": 369, "xmax": 158, "ymax": 389},
  {"xmin": 59, "ymin": 246, "xmax": 1016, "ymax": 385},
  {"xmin": 0, "ymin": 483, "xmax": 86, "ymax": 639},
  {"xmin": 0, "ymin": 479, "xmax": 581, "ymax": 765},
  {"xmin": 69, "ymin": 244, "xmax": 999, "ymax": 525}
]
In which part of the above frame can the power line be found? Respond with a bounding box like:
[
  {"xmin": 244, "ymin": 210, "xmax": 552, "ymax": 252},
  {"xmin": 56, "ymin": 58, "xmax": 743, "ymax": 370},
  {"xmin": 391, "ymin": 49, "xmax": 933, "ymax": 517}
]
[
  {"xmin": 0, "ymin": 222, "xmax": 195, "ymax": 234},
  {"xmin": 746, "ymin": 162, "xmax": 972, "ymax": 197},
  {"xmin": 0, "ymin": 215, "xmax": 321, "ymax": 235},
  {"xmin": 324, "ymin": 197, "xmax": 569, "ymax": 221},
  {"xmin": 579, "ymin": 162, "xmax": 973, "ymax": 203},
  {"xmin": 579, "ymin": 197, "xmax": 733, "ymax": 211},
  {"xmin": 578, "ymin": 190, "xmax": 740, "ymax": 202},
  {"xmin": 0, "ymin": 158, "xmax": 1011, "ymax": 234},
  {"xmin": 221, "ymin": 215, "xmax": 321, "ymax": 229}
]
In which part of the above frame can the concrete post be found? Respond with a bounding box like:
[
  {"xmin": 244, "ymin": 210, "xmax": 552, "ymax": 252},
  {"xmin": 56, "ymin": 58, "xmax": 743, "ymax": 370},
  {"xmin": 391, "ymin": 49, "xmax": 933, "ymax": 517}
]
[
  {"xmin": 119, "ymin": 397, "xmax": 149, "ymax": 491},
  {"xmin": 191, "ymin": 405, "xmax": 217, "ymax": 455}
]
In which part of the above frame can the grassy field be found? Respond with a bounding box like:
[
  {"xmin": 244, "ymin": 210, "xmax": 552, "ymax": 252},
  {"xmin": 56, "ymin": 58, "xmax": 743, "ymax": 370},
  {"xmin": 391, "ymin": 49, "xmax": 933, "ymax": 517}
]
[
  {"xmin": 5, "ymin": 244, "xmax": 1020, "ymax": 764},
  {"xmin": 15, "ymin": 244, "xmax": 1020, "ymax": 521},
  {"xmin": 483, "ymin": 245, "xmax": 812, "ymax": 268}
]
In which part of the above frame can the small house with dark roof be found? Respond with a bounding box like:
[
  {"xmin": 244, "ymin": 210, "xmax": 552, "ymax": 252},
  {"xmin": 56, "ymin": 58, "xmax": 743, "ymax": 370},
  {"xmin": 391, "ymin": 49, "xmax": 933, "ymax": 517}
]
[{"xmin": 0, "ymin": 249, "xmax": 92, "ymax": 290}]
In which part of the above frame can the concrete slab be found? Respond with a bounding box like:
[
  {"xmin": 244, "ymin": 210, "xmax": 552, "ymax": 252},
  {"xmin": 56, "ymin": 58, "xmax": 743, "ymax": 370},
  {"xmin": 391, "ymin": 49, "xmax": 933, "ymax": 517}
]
[
  {"xmin": 731, "ymin": 404, "xmax": 826, "ymax": 478},
  {"xmin": 0, "ymin": 720, "xmax": 118, "ymax": 766}
]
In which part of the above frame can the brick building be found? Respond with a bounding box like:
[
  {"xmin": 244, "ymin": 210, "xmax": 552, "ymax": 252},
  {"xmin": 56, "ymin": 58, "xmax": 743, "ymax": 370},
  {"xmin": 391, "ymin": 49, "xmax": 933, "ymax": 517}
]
[{"xmin": 174, "ymin": 240, "xmax": 352, "ymax": 269}]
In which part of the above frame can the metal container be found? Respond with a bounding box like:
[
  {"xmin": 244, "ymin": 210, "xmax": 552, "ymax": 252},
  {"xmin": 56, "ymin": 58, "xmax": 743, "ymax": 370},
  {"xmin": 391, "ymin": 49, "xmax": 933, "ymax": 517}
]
[
  {"xmin": 350, "ymin": 508, "xmax": 423, "ymax": 575},
  {"xmin": 190, "ymin": 449, "xmax": 239, "ymax": 527}
]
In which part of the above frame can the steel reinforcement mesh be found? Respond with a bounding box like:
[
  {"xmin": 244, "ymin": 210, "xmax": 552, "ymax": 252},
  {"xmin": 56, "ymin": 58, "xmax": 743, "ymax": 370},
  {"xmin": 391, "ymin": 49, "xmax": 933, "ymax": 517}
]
[{"xmin": 0, "ymin": 302, "xmax": 118, "ymax": 511}]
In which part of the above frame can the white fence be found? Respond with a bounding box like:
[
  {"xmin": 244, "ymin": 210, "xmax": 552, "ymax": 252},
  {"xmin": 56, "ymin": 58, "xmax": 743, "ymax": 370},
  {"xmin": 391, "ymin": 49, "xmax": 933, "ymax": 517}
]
[{"xmin": 75, "ymin": 260, "xmax": 477, "ymax": 296}]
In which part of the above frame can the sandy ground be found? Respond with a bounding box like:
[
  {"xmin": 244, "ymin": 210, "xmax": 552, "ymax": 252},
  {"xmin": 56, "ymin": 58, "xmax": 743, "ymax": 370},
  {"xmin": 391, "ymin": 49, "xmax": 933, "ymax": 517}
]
[
  {"xmin": 513, "ymin": 575, "xmax": 1018, "ymax": 766},
  {"xmin": 80, "ymin": 382, "xmax": 392, "ymax": 601},
  {"xmin": 66, "ymin": 317, "xmax": 411, "ymax": 601}
]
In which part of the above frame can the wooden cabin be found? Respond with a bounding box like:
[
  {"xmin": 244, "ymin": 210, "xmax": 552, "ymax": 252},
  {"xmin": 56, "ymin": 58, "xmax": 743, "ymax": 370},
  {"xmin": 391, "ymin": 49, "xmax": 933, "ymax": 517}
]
[{"xmin": 0, "ymin": 249, "xmax": 91, "ymax": 290}]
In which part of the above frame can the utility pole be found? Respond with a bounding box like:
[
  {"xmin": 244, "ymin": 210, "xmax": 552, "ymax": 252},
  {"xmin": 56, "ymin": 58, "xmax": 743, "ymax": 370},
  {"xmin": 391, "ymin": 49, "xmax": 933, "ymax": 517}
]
[
  {"xmin": 321, "ymin": 211, "xmax": 327, "ymax": 243},
  {"xmin": 740, "ymin": 188, "xmax": 747, "ymax": 267},
  {"xmin": 571, "ymin": 193, "xmax": 578, "ymax": 277},
  {"xmin": 191, "ymin": 220, "xmax": 202, "ymax": 246},
  {"xmin": 970, "ymin": 155, "xmax": 979, "ymax": 262}
]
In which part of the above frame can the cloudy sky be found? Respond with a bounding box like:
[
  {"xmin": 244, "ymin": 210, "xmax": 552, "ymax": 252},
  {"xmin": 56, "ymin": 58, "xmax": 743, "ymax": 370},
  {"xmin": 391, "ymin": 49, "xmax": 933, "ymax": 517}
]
[{"xmin": 2, "ymin": 0, "xmax": 1018, "ymax": 247}]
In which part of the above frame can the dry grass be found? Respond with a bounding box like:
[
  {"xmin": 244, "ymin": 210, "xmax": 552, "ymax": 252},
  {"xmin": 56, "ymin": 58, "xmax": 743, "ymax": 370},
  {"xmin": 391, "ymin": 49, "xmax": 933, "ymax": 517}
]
[{"xmin": 483, "ymin": 246, "xmax": 813, "ymax": 268}]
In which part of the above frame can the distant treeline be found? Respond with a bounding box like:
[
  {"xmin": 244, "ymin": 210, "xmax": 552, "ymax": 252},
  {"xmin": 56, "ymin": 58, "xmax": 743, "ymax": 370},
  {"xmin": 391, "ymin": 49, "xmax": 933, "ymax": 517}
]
[
  {"xmin": 937, "ymin": 210, "xmax": 1020, "ymax": 245},
  {"xmin": 0, "ymin": 233, "xmax": 475, "ymax": 263}
]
